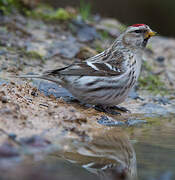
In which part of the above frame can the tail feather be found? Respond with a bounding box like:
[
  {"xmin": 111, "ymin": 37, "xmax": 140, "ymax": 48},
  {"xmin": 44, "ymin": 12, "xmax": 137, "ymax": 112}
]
[
  {"xmin": 13, "ymin": 74, "xmax": 61, "ymax": 84},
  {"xmin": 16, "ymin": 74, "xmax": 43, "ymax": 79}
]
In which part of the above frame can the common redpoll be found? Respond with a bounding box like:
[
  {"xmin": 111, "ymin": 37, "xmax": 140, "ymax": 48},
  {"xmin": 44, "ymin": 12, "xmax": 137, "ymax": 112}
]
[
  {"xmin": 52, "ymin": 128, "xmax": 137, "ymax": 180},
  {"xmin": 18, "ymin": 24, "xmax": 155, "ymax": 114}
]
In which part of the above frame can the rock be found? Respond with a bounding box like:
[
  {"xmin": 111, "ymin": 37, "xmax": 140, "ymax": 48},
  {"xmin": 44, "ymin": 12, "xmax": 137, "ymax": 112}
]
[
  {"xmin": 77, "ymin": 25, "xmax": 99, "ymax": 42},
  {"xmin": 0, "ymin": 142, "xmax": 19, "ymax": 158},
  {"xmin": 0, "ymin": 96, "xmax": 8, "ymax": 103},
  {"xmin": 126, "ymin": 119, "xmax": 147, "ymax": 126},
  {"xmin": 128, "ymin": 88, "xmax": 144, "ymax": 100},
  {"xmin": 97, "ymin": 115, "xmax": 125, "ymax": 126},
  {"xmin": 0, "ymin": 50, "xmax": 7, "ymax": 56},
  {"xmin": 48, "ymin": 36, "xmax": 81, "ymax": 59},
  {"xmin": 0, "ymin": 79, "xmax": 8, "ymax": 86},
  {"xmin": 155, "ymin": 56, "xmax": 165, "ymax": 63},
  {"xmin": 76, "ymin": 46, "xmax": 97, "ymax": 59},
  {"xmin": 95, "ymin": 18, "xmax": 124, "ymax": 37},
  {"xmin": 25, "ymin": 42, "xmax": 48, "ymax": 58},
  {"xmin": 153, "ymin": 96, "xmax": 170, "ymax": 105},
  {"xmin": 20, "ymin": 135, "xmax": 51, "ymax": 148},
  {"xmin": 33, "ymin": 80, "xmax": 73, "ymax": 98},
  {"xmin": 98, "ymin": 116, "xmax": 147, "ymax": 127},
  {"xmin": 72, "ymin": 17, "xmax": 99, "ymax": 42},
  {"xmin": 141, "ymin": 103, "xmax": 168, "ymax": 116}
]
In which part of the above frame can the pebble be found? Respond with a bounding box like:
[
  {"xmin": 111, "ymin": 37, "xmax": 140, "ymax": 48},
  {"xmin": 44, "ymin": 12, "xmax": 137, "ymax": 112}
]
[
  {"xmin": 141, "ymin": 103, "xmax": 168, "ymax": 116},
  {"xmin": 126, "ymin": 119, "xmax": 147, "ymax": 126},
  {"xmin": 128, "ymin": 88, "xmax": 144, "ymax": 100},
  {"xmin": 152, "ymin": 96, "xmax": 170, "ymax": 105},
  {"xmin": 0, "ymin": 143, "xmax": 19, "ymax": 158},
  {"xmin": 155, "ymin": 56, "xmax": 165, "ymax": 63},
  {"xmin": 77, "ymin": 25, "xmax": 99, "ymax": 42},
  {"xmin": 0, "ymin": 79, "xmax": 8, "ymax": 86},
  {"xmin": 97, "ymin": 116, "xmax": 125, "ymax": 126},
  {"xmin": 72, "ymin": 17, "xmax": 100, "ymax": 42},
  {"xmin": 33, "ymin": 80, "xmax": 73, "ymax": 98},
  {"xmin": 48, "ymin": 36, "xmax": 81, "ymax": 59}
]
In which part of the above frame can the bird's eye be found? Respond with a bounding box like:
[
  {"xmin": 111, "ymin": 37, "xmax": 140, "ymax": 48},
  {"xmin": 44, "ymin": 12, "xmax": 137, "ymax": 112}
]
[{"xmin": 134, "ymin": 30, "xmax": 142, "ymax": 33}]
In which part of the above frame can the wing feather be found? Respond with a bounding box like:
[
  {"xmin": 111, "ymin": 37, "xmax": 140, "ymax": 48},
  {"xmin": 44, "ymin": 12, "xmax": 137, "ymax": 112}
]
[
  {"xmin": 44, "ymin": 61, "xmax": 124, "ymax": 77},
  {"xmin": 44, "ymin": 49, "xmax": 125, "ymax": 77}
]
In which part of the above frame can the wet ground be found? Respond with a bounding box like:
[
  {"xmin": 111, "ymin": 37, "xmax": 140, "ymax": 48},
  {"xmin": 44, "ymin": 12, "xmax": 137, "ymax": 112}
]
[{"xmin": 0, "ymin": 10, "xmax": 175, "ymax": 180}]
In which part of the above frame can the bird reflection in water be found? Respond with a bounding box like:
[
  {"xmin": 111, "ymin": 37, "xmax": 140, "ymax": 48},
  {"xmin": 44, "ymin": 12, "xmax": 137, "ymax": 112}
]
[{"xmin": 52, "ymin": 128, "xmax": 137, "ymax": 180}]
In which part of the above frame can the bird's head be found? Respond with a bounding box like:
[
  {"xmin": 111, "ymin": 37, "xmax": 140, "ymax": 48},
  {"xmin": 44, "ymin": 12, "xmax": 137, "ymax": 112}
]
[{"xmin": 121, "ymin": 24, "xmax": 156, "ymax": 49}]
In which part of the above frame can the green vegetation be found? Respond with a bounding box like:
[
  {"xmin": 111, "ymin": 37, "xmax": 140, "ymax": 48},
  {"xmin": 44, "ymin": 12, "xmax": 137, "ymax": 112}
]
[
  {"xmin": 0, "ymin": 1, "xmax": 75, "ymax": 21},
  {"xmin": 99, "ymin": 30, "xmax": 110, "ymax": 40},
  {"xmin": 26, "ymin": 1, "xmax": 92, "ymax": 22},
  {"xmin": 54, "ymin": 8, "xmax": 71, "ymax": 20},
  {"xmin": 142, "ymin": 61, "xmax": 152, "ymax": 71},
  {"xmin": 19, "ymin": 48, "xmax": 44, "ymax": 60},
  {"xmin": 146, "ymin": 44, "xmax": 153, "ymax": 51},
  {"xmin": 0, "ymin": 0, "xmax": 92, "ymax": 22},
  {"xmin": 79, "ymin": 0, "xmax": 91, "ymax": 21},
  {"xmin": 139, "ymin": 74, "xmax": 167, "ymax": 95},
  {"xmin": 139, "ymin": 60, "xmax": 168, "ymax": 95},
  {"xmin": 24, "ymin": 51, "xmax": 43, "ymax": 60},
  {"xmin": 0, "ymin": 0, "xmax": 21, "ymax": 14},
  {"xmin": 26, "ymin": 5, "xmax": 74, "ymax": 21},
  {"xmin": 118, "ymin": 24, "xmax": 127, "ymax": 32},
  {"xmin": 95, "ymin": 44, "xmax": 104, "ymax": 53}
]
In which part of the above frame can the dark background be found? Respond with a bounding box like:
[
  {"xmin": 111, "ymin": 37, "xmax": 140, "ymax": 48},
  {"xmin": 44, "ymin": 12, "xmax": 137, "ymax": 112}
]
[{"xmin": 44, "ymin": 0, "xmax": 175, "ymax": 37}]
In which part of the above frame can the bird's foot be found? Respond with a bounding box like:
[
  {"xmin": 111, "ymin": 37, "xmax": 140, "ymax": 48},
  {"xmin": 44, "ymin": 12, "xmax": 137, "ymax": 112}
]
[
  {"xmin": 94, "ymin": 105, "xmax": 121, "ymax": 115},
  {"xmin": 111, "ymin": 106, "xmax": 131, "ymax": 113}
]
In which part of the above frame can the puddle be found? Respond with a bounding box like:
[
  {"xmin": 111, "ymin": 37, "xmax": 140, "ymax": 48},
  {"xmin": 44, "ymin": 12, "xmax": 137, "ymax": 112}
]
[
  {"xmin": 132, "ymin": 115, "xmax": 175, "ymax": 180},
  {"xmin": 0, "ymin": 115, "xmax": 174, "ymax": 180},
  {"xmin": 53, "ymin": 115, "xmax": 175, "ymax": 180}
]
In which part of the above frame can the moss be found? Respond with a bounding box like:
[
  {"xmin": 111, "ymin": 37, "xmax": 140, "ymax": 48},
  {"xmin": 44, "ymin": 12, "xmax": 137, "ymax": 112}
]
[
  {"xmin": 99, "ymin": 30, "xmax": 110, "ymax": 40},
  {"xmin": 27, "ymin": 5, "xmax": 74, "ymax": 21},
  {"xmin": 95, "ymin": 44, "xmax": 104, "ymax": 53},
  {"xmin": 27, "ymin": 52, "xmax": 43, "ymax": 61},
  {"xmin": 54, "ymin": 8, "xmax": 71, "ymax": 20},
  {"xmin": 25, "ymin": 51, "xmax": 43, "ymax": 59},
  {"xmin": 118, "ymin": 24, "xmax": 127, "ymax": 32},
  {"xmin": 146, "ymin": 44, "xmax": 153, "ymax": 51},
  {"xmin": 19, "ymin": 48, "xmax": 44, "ymax": 60},
  {"xmin": 142, "ymin": 61, "xmax": 152, "ymax": 71},
  {"xmin": 0, "ymin": 0, "xmax": 19, "ymax": 14},
  {"xmin": 139, "ymin": 60, "xmax": 168, "ymax": 95},
  {"xmin": 139, "ymin": 74, "xmax": 167, "ymax": 95},
  {"xmin": 0, "ymin": 0, "xmax": 30, "ymax": 14}
]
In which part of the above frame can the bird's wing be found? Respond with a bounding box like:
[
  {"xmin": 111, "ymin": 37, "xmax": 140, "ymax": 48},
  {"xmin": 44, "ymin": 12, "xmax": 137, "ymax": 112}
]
[{"xmin": 44, "ymin": 60, "xmax": 124, "ymax": 77}]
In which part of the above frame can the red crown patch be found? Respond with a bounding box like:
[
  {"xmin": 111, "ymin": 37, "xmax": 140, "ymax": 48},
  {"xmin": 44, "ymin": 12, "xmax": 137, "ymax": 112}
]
[{"xmin": 131, "ymin": 24, "xmax": 146, "ymax": 27}]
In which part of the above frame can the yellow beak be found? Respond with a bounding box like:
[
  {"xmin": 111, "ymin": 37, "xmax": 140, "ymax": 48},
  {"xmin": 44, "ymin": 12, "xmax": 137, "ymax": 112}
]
[{"xmin": 145, "ymin": 30, "xmax": 156, "ymax": 38}]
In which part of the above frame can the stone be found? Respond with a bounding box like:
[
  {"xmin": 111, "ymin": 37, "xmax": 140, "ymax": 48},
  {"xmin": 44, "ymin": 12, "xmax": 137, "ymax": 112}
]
[{"xmin": 33, "ymin": 80, "xmax": 73, "ymax": 98}]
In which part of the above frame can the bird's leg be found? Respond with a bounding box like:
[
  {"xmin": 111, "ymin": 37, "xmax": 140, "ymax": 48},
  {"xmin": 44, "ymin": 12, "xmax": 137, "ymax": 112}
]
[
  {"xmin": 94, "ymin": 105, "xmax": 121, "ymax": 115},
  {"xmin": 111, "ymin": 106, "xmax": 131, "ymax": 113}
]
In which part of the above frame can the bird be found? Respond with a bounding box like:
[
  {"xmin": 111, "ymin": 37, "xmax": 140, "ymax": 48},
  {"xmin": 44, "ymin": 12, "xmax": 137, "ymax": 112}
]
[
  {"xmin": 52, "ymin": 128, "xmax": 137, "ymax": 180},
  {"xmin": 17, "ymin": 24, "xmax": 156, "ymax": 115}
]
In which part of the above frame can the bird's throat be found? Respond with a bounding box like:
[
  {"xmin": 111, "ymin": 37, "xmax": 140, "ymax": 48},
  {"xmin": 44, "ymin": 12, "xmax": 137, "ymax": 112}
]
[{"xmin": 142, "ymin": 37, "xmax": 149, "ymax": 47}]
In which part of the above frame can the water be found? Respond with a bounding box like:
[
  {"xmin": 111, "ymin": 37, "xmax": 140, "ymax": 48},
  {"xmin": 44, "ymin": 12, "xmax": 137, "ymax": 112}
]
[
  {"xmin": 50, "ymin": 115, "xmax": 175, "ymax": 180},
  {"xmin": 1, "ymin": 115, "xmax": 175, "ymax": 180},
  {"xmin": 133, "ymin": 116, "xmax": 175, "ymax": 180}
]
